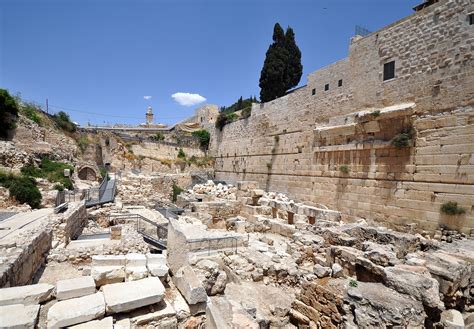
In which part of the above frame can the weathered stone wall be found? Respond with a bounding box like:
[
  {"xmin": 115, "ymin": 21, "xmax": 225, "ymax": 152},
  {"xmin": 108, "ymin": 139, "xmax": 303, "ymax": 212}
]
[
  {"xmin": 0, "ymin": 226, "xmax": 52, "ymax": 288},
  {"xmin": 212, "ymin": 0, "xmax": 474, "ymax": 233},
  {"xmin": 131, "ymin": 142, "xmax": 205, "ymax": 160}
]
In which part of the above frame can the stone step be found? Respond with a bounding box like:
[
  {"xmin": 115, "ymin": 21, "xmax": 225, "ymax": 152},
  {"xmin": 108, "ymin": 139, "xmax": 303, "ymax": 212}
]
[{"xmin": 102, "ymin": 277, "xmax": 165, "ymax": 314}]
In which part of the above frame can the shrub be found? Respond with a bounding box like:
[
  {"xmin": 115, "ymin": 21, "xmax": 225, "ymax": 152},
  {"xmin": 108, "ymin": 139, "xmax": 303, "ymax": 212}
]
[
  {"xmin": 391, "ymin": 126, "xmax": 415, "ymax": 148},
  {"xmin": 241, "ymin": 107, "xmax": 251, "ymax": 119},
  {"xmin": 339, "ymin": 165, "xmax": 349, "ymax": 174},
  {"xmin": 440, "ymin": 201, "xmax": 466, "ymax": 215},
  {"xmin": 274, "ymin": 135, "xmax": 280, "ymax": 142},
  {"xmin": 371, "ymin": 110, "xmax": 381, "ymax": 117},
  {"xmin": 0, "ymin": 89, "xmax": 19, "ymax": 138},
  {"xmin": 151, "ymin": 132, "xmax": 165, "ymax": 141},
  {"xmin": 177, "ymin": 148, "xmax": 186, "ymax": 159},
  {"xmin": 53, "ymin": 111, "xmax": 76, "ymax": 132},
  {"xmin": 21, "ymin": 102, "xmax": 42, "ymax": 124},
  {"xmin": 99, "ymin": 167, "xmax": 107, "ymax": 179},
  {"xmin": 266, "ymin": 162, "xmax": 272, "ymax": 169},
  {"xmin": 215, "ymin": 112, "xmax": 238, "ymax": 130},
  {"xmin": 77, "ymin": 136, "xmax": 89, "ymax": 153},
  {"xmin": 21, "ymin": 158, "xmax": 74, "ymax": 190},
  {"xmin": 54, "ymin": 183, "xmax": 64, "ymax": 191},
  {"xmin": 192, "ymin": 130, "xmax": 210, "ymax": 149},
  {"xmin": 0, "ymin": 171, "xmax": 42, "ymax": 208},
  {"xmin": 171, "ymin": 183, "xmax": 184, "ymax": 202},
  {"xmin": 349, "ymin": 279, "xmax": 358, "ymax": 287}
]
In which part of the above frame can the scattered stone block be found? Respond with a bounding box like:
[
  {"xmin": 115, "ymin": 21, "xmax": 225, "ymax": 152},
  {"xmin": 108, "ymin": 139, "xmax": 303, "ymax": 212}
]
[
  {"xmin": 125, "ymin": 253, "xmax": 148, "ymax": 281},
  {"xmin": 102, "ymin": 277, "xmax": 165, "ymax": 314},
  {"xmin": 47, "ymin": 292, "xmax": 106, "ymax": 329},
  {"xmin": 173, "ymin": 266, "xmax": 207, "ymax": 305},
  {"xmin": 146, "ymin": 253, "xmax": 169, "ymax": 279},
  {"xmin": 0, "ymin": 304, "xmax": 40, "ymax": 329},
  {"xmin": 92, "ymin": 266, "xmax": 125, "ymax": 287},
  {"xmin": 332, "ymin": 263, "xmax": 343, "ymax": 278},
  {"xmin": 132, "ymin": 300, "xmax": 176, "ymax": 325},
  {"xmin": 56, "ymin": 276, "xmax": 96, "ymax": 301},
  {"xmin": 110, "ymin": 226, "xmax": 122, "ymax": 240},
  {"xmin": 0, "ymin": 283, "xmax": 55, "ymax": 306},
  {"xmin": 69, "ymin": 316, "xmax": 113, "ymax": 328},
  {"xmin": 313, "ymin": 264, "xmax": 332, "ymax": 278}
]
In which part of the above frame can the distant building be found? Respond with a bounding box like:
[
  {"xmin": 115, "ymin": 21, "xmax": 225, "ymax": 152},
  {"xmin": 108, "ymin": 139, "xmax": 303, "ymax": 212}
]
[{"xmin": 146, "ymin": 106, "xmax": 154, "ymax": 125}]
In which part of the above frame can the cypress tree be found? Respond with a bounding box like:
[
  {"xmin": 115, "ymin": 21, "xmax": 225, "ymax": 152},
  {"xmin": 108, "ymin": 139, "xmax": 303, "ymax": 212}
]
[
  {"xmin": 259, "ymin": 23, "xmax": 289, "ymax": 102},
  {"xmin": 259, "ymin": 23, "xmax": 303, "ymax": 102},
  {"xmin": 284, "ymin": 27, "xmax": 303, "ymax": 90}
]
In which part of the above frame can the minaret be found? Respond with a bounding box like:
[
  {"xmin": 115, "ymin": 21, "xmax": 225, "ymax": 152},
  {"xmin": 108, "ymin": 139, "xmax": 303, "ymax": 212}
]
[{"xmin": 146, "ymin": 106, "xmax": 154, "ymax": 125}]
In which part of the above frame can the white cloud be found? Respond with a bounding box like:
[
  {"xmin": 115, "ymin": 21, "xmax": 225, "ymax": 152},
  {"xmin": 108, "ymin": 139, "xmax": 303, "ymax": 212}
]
[
  {"xmin": 171, "ymin": 92, "xmax": 206, "ymax": 106},
  {"xmin": 143, "ymin": 96, "xmax": 152, "ymax": 100}
]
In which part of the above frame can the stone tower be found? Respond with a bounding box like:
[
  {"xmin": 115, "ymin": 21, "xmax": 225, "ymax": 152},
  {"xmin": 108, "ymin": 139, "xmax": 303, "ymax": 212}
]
[{"xmin": 146, "ymin": 106, "xmax": 154, "ymax": 125}]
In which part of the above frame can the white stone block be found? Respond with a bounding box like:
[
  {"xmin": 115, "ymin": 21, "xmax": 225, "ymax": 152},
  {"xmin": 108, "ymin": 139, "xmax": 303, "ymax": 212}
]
[
  {"xmin": 0, "ymin": 283, "xmax": 55, "ymax": 306},
  {"xmin": 69, "ymin": 316, "xmax": 113, "ymax": 329},
  {"xmin": 92, "ymin": 266, "xmax": 125, "ymax": 287},
  {"xmin": 91, "ymin": 255, "xmax": 126, "ymax": 267},
  {"xmin": 125, "ymin": 253, "xmax": 147, "ymax": 267},
  {"xmin": 146, "ymin": 254, "xmax": 169, "ymax": 278},
  {"xmin": 56, "ymin": 276, "xmax": 96, "ymax": 301},
  {"xmin": 132, "ymin": 300, "xmax": 176, "ymax": 325},
  {"xmin": 113, "ymin": 318, "xmax": 131, "ymax": 329},
  {"xmin": 102, "ymin": 277, "xmax": 165, "ymax": 314},
  {"xmin": 125, "ymin": 266, "xmax": 149, "ymax": 281},
  {"xmin": 172, "ymin": 266, "xmax": 207, "ymax": 305},
  {"xmin": 0, "ymin": 304, "xmax": 40, "ymax": 329},
  {"xmin": 47, "ymin": 292, "xmax": 106, "ymax": 329}
]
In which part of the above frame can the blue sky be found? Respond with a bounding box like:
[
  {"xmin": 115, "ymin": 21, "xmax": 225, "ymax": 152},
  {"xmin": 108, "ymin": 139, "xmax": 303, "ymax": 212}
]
[{"xmin": 0, "ymin": 0, "xmax": 418, "ymax": 126}]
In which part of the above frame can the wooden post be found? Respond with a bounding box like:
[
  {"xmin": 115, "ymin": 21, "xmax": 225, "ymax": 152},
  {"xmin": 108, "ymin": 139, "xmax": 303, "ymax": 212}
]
[{"xmin": 288, "ymin": 212, "xmax": 294, "ymax": 225}]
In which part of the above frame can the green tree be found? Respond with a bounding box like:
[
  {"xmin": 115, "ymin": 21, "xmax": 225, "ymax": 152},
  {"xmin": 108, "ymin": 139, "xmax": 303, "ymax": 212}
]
[
  {"xmin": 259, "ymin": 23, "xmax": 303, "ymax": 102},
  {"xmin": 259, "ymin": 23, "xmax": 289, "ymax": 102},
  {"xmin": 0, "ymin": 89, "xmax": 19, "ymax": 138},
  {"xmin": 284, "ymin": 27, "xmax": 303, "ymax": 90}
]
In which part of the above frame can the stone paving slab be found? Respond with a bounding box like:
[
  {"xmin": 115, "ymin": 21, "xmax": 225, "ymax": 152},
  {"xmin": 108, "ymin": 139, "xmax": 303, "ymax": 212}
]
[
  {"xmin": 102, "ymin": 277, "xmax": 165, "ymax": 314},
  {"xmin": 173, "ymin": 265, "xmax": 207, "ymax": 305},
  {"xmin": 56, "ymin": 276, "xmax": 96, "ymax": 301},
  {"xmin": 0, "ymin": 283, "xmax": 55, "ymax": 306},
  {"xmin": 0, "ymin": 304, "xmax": 40, "ymax": 329},
  {"xmin": 47, "ymin": 292, "xmax": 106, "ymax": 329}
]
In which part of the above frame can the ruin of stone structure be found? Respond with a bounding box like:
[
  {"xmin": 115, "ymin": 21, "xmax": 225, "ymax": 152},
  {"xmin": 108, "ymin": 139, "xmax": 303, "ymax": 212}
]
[{"xmin": 0, "ymin": 0, "xmax": 473, "ymax": 328}]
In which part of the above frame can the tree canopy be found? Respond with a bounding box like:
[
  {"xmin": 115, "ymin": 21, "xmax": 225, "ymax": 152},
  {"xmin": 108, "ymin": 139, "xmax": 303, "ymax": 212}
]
[
  {"xmin": 0, "ymin": 89, "xmax": 19, "ymax": 138},
  {"xmin": 259, "ymin": 23, "xmax": 303, "ymax": 102}
]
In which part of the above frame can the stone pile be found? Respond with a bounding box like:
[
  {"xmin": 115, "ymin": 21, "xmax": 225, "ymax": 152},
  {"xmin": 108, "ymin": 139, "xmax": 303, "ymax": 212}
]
[{"xmin": 190, "ymin": 180, "xmax": 237, "ymax": 200}]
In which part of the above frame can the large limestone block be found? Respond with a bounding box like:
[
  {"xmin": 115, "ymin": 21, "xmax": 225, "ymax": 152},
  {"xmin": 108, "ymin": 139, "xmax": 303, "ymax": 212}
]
[
  {"xmin": 173, "ymin": 266, "xmax": 207, "ymax": 305},
  {"xmin": 91, "ymin": 255, "xmax": 126, "ymax": 267},
  {"xmin": 126, "ymin": 253, "xmax": 147, "ymax": 267},
  {"xmin": 69, "ymin": 316, "xmax": 113, "ymax": 328},
  {"xmin": 47, "ymin": 292, "xmax": 106, "ymax": 329},
  {"xmin": 0, "ymin": 283, "xmax": 55, "ymax": 306},
  {"xmin": 92, "ymin": 266, "xmax": 125, "ymax": 287},
  {"xmin": 146, "ymin": 253, "xmax": 169, "ymax": 278},
  {"xmin": 56, "ymin": 276, "xmax": 96, "ymax": 301},
  {"xmin": 0, "ymin": 304, "xmax": 40, "ymax": 329},
  {"xmin": 102, "ymin": 277, "xmax": 165, "ymax": 314}
]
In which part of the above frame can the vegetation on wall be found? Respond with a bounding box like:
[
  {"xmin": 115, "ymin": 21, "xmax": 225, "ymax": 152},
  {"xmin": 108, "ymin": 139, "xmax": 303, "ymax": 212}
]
[
  {"xmin": 192, "ymin": 129, "xmax": 210, "ymax": 149},
  {"xmin": 20, "ymin": 102, "xmax": 42, "ymax": 124},
  {"xmin": 0, "ymin": 89, "xmax": 19, "ymax": 138},
  {"xmin": 259, "ymin": 23, "xmax": 303, "ymax": 102},
  {"xmin": 0, "ymin": 171, "xmax": 42, "ymax": 208},
  {"xmin": 391, "ymin": 127, "xmax": 415, "ymax": 148},
  {"xmin": 215, "ymin": 112, "xmax": 238, "ymax": 131},
  {"xmin": 440, "ymin": 201, "xmax": 466, "ymax": 215},
  {"xmin": 21, "ymin": 157, "xmax": 74, "ymax": 190},
  {"xmin": 177, "ymin": 148, "xmax": 186, "ymax": 159},
  {"xmin": 339, "ymin": 165, "xmax": 349, "ymax": 174},
  {"xmin": 151, "ymin": 132, "xmax": 165, "ymax": 141},
  {"xmin": 53, "ymin": 111, "xmax": 76, "ymax": 133},
  {"xmin": 171, "ymin": 183, "xmax": 184, "ymax": 202},
  {"xmin": 220, "ymin": 96, "xmax": 257, "ymax": 114},
  {"xmin": 77, "ymin": 135, "xmax": 90, "ymax": 153}
]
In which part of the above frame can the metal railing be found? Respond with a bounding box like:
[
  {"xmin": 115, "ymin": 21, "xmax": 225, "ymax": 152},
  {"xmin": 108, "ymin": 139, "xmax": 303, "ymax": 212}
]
[
  {"xmin": 156, "ymin": 207, "xmax": 185, "ymax": 220},
  {"xmin": 55, "ymin": 189, "xmax": 87, "ymax": 207},
  {"xmin": 108, "ymin": 213, "xmax": 168, "ymax": 249},
  {"xmin": 187, "ymin": 236, "xmax": 239, "ymax": 255}
]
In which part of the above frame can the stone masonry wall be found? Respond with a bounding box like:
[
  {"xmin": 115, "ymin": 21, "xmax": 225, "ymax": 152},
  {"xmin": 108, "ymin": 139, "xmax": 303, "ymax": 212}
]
[{"xmin": 212, "ymin": 0, "xmax": 474, "ymax": 233}]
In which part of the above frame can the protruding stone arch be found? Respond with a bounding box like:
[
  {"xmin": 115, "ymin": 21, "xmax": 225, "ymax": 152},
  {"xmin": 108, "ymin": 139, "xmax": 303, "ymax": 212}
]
[{"xmin": 76, "ymin": 163, "xmax": 100, "ymax": 181}]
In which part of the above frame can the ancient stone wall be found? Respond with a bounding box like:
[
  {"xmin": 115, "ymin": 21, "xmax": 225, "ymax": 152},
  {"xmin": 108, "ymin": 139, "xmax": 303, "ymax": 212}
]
[
  {"xmin": 50, "ymin": 202, "xmax": 87, "ymax": 245},
  {"xmin": 212, "ymin": 0, "xmax": 474, "ymax": 233}
]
